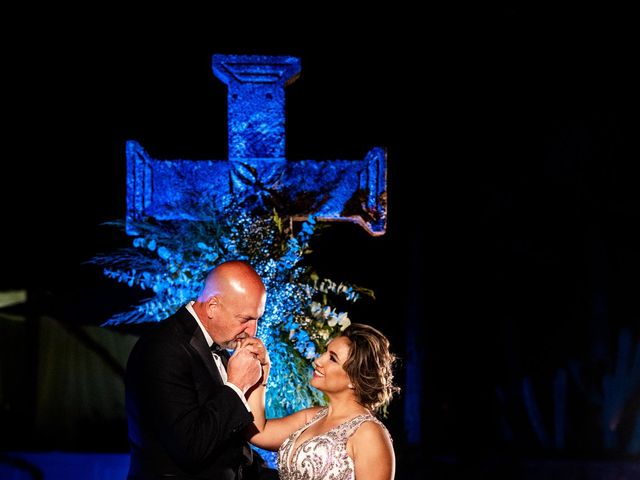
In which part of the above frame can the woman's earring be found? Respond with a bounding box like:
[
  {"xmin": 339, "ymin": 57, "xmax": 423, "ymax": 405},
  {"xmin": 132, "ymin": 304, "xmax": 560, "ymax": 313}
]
[{"xmin": 348, "ymin": 383, "xmax": 354, "ymax": 389}]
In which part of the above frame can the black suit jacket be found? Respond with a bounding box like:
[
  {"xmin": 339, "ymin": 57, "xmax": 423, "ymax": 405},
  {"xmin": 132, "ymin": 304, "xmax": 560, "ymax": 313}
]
[{"xmin": 125, "ymin": 305, "xmax": 255, "ymax": 479}]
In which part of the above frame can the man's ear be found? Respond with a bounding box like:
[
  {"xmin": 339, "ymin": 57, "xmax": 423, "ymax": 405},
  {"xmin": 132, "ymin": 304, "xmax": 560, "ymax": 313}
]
[{"xmin": 207, "ymin": 296, "xmax": 219, "ymax": 317}]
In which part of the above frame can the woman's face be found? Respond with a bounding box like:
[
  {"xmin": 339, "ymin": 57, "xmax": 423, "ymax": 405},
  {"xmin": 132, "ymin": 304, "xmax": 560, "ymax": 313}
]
[{"xmin": 311, "ymin": 336, "xmax": 353, "ymax": 393}]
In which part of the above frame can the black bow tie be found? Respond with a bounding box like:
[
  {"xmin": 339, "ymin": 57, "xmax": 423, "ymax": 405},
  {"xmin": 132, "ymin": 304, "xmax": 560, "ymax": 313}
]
[{"xmin": 210, "ymin": 342, "xmax": 230, "ymax": 364}]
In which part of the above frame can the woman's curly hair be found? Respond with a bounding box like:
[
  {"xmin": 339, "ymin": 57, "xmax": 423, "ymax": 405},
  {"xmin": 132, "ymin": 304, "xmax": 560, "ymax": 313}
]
[{"xmin": 339, "ymin": 323, "xmax": 400, "ymax": 415}]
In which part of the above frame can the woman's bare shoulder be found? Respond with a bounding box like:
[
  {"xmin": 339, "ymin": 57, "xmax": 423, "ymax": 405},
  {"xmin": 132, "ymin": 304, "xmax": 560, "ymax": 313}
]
[{"xmin": 353, "ymin": 418, "xmax": 392, "ymax": 444}]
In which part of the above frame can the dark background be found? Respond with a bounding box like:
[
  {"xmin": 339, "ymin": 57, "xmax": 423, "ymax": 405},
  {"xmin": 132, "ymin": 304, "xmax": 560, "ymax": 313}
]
[{"xmin": 2, "ymin": 6, "xmax": 638, "ymax": 476}]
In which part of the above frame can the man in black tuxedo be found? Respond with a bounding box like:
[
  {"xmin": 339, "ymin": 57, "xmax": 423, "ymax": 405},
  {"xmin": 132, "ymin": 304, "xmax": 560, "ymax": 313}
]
[{"xmin": 125, "ymin": 260, "xmax": 275, "ymax": 479}]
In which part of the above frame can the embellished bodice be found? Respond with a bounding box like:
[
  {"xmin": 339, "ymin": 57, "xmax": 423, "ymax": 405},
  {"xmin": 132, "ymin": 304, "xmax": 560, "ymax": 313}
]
[{"xmin": 277, "ymin": 407, "xmax": 389, "ymax": 480}]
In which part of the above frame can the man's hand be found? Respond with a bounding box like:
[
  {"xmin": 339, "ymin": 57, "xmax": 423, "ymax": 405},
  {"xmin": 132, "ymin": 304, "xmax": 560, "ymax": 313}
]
[
  {"xmin": 226, "ymin": 348, "xmax": 262, "ymax": 394},
  {"xmin": 236, "ymin": 337, "xmax": 271, "ymax": 388},
  {"xmin": 237, "ymin": 337, "xmax": 270, "ymax": 367}
]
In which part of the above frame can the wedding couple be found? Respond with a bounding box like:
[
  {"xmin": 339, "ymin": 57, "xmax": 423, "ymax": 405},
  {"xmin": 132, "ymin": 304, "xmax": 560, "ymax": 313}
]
[{"xmin": 125, "ymin": 260, "xmax": 399, "ymax": 479}]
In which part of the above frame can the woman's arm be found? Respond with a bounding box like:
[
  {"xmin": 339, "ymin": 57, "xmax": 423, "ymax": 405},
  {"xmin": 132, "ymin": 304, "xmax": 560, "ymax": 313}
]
[
  {"xmin": 245, "ymin": 372, "xmax": 320, "ymax": 451},
  {"xmin": 351, "ymin": 422, "xmax": 395, "ymax": 479},
  {"xmin": 244, "ymin": 362, "xmax": 269, "ymax": 435},
  {"xmin": 240, "ymin": 338, "xmax": 321, "ymax": 450},
  {"xmin": 246, "ymin": 400, "xmax": 320, "ymax": 451}
]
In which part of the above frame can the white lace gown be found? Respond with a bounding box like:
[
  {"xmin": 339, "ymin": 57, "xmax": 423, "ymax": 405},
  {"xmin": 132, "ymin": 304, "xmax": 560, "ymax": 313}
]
[{"xmin": 277, "ymin": 407, "xmax": 391, "ymax": 480}]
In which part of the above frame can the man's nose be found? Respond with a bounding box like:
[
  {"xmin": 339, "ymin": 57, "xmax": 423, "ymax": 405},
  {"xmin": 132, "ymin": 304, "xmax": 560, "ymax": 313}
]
[{"xmin": 246, "ymin": 321, "xmax": 257, "ymax": 337}]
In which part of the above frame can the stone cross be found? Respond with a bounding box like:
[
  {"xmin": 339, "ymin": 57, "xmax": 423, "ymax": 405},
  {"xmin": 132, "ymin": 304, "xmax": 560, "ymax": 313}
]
[{"xmin": 126, "ymin": 54, "xmax": 387, "ymax": 236}]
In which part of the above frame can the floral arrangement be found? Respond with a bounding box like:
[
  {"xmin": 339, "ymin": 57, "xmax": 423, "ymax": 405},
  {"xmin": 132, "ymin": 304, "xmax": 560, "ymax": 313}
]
[{"xmin": 91, "ymin": 192, "xmax": 373, "ymax": 419}]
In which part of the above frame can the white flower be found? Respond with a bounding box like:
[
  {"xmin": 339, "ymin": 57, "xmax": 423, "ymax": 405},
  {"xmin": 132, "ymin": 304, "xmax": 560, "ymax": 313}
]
[
  {"xmin": 336, "ymin": 312, "xmax": 350, "ymax": 330},
  {"xmin": 309, "ymin": 302, "xmax": 322, "ymax": 316}
]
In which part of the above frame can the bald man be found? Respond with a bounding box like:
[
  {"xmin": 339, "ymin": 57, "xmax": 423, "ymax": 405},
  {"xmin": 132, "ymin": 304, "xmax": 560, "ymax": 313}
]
[{"xmin": 125, "ymin": 261, "xmax": 275, "ymax": 479}]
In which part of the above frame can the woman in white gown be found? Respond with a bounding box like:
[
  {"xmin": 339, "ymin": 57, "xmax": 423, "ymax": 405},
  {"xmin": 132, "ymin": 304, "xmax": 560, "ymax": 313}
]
[{"xmin": 246, "ymin": 323, "xmax": 399, "ymax": 480}]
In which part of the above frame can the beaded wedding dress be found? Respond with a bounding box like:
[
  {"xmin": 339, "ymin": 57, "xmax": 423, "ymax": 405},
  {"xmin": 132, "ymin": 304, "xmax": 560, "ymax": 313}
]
[{"xmin": 277, "ymin": 407, "xmax": 390, "ymax": 479}]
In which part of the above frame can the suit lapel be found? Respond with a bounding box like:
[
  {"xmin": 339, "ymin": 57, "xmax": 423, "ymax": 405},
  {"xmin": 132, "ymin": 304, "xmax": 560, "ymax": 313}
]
[
  {"xmin": 190, "ymin": 334, "xmax": 221, "ymax": 382},
  {"xmin": 175, "ymin": 306, "xmax": 222, "ymax": 382}
]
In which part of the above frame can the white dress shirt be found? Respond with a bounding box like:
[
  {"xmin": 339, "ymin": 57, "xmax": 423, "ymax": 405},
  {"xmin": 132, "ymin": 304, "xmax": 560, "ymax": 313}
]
[{"xmin": 186, "ymin": 301, "xmax": 250, "ymax": 411}]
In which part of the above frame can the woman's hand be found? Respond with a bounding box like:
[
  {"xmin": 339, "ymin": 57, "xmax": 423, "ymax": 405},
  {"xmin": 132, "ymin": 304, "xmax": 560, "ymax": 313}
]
[{"xmin": 237, "ymin": 337, "xmax": 270, "ymax": 386}]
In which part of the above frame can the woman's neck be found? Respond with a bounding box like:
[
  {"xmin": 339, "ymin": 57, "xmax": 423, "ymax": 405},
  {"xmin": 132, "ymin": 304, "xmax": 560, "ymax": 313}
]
[{"xmin": 325, "ymin": 396, "xmax": 369, "ymax": 419}]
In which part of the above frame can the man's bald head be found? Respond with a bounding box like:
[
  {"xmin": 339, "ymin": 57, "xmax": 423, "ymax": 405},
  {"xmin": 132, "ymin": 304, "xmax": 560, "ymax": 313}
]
[
  {"xmin": 198, "ymin": 260, "xmax": 265, "ymax": 303},
  {"xmin": 194, "ymin": 261, "xmax": 266, "ymax": 347}
]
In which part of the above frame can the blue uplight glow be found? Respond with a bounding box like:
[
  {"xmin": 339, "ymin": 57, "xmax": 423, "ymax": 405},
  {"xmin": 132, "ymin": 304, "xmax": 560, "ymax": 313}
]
[{"xmin": 95, "ymin": 54, "xmax": 389, "ymax": 469}]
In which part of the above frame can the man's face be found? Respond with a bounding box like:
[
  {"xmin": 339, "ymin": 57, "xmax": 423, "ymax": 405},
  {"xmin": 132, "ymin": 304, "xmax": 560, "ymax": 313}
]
[{"xmin": 210, "ymin": 287, "xmax": 266, "ymax": 349}]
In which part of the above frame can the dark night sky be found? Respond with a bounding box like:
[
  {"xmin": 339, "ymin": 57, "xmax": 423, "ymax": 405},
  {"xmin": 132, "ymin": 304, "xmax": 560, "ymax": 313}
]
[{"xmin": 1, "ymin": 7, "xmax": 638, "ymax": 456}]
